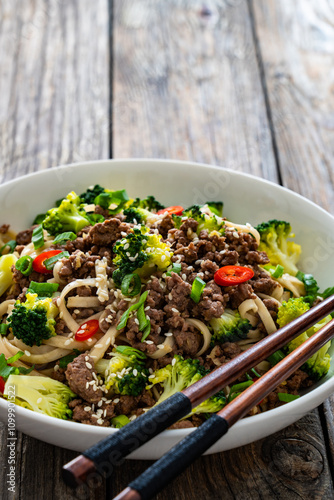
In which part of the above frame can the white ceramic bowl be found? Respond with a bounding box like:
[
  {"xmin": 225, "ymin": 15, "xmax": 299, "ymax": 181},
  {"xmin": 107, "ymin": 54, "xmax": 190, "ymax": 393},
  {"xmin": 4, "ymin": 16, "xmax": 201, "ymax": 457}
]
[{"xmin": 0, "ymin": 159, "xmax": 334, "ymax": 459}]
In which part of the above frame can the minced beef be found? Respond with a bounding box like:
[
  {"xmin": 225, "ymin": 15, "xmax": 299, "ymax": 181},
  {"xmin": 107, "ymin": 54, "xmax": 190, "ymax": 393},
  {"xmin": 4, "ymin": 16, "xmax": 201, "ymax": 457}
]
[
  {"xmin": 69, "ymin": 398, "xmax": 116, "ymax": 426},
  {"xmin": 86, "ymin": 218, "xmax": 131, "ymax": 247},
  {"xmin": 65, "ymin": 354, "xmax": 103, "ymax": 403},
  {"xmin": 193, "ymin": 280, "xmax": 228, "ymax": 321},
  {"xmin": 228, "ymin": 283, "xmax": 255, "ymax": 309},
  {"xmin": 58, "ymin": 250, "xmax": 99, "ymax": 282}
]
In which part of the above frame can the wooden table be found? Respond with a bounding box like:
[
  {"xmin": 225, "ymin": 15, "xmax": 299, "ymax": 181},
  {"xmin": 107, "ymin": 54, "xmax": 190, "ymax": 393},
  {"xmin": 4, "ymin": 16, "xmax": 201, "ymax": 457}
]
[{"xmin": 1, "ymin": 1, "xmax": 334, "ymax": 498}]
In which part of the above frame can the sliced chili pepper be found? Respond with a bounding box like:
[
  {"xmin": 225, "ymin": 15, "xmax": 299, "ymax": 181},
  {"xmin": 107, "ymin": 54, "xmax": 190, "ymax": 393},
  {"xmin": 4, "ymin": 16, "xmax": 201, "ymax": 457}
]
[
  {"xmin": 0, "ymin": 376, "xmax": 5, "ymax": 394},
  {"xmin": 157, "ymin": 205, "xmax": 184, "ymax": 216},
  {"xmin": 75, "ymin": 319, "xmax": 99, "ymax": 341},
  {"xmin": 214, "ymin": 265, "xmax": 254, "ymax": 286},
  {"xmin": 32, "ymin": 250, "xmax": 63, "ymax": 274}
]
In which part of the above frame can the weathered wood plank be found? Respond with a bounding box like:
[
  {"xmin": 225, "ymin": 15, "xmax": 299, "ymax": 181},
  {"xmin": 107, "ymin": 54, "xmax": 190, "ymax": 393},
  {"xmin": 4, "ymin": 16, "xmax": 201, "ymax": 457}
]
[
  {"xmin": 250, "ymin": 0, "xmax": 334, "ymax": 212},
  {"xmin": 0, "ymin": 1, "xmax": 109, "ymax": 499},
  {"xmin": 113, "ymin": 0, "xmax": 278, "ymax": 181}
]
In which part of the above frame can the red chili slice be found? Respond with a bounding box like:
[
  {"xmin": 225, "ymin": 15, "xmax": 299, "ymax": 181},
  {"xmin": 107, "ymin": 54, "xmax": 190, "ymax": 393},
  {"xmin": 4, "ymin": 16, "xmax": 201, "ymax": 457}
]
[
  {"xmin": 0, "ymin": 376, "xmax": 5, "ymax": 394},
  {"xmin": 32, "ymin": 250, "xmax": 63, "ymax": 274},
  {"xmin": 214, "ymin": 265, "xmax": 254, "ymax": 286},
  {"xmin": 75, "ymin": 319, "xmax": 100, "ymax": 341},
  {"xmin": 157, "ymin": 205, "xmax": 184, "ymax": 216}
]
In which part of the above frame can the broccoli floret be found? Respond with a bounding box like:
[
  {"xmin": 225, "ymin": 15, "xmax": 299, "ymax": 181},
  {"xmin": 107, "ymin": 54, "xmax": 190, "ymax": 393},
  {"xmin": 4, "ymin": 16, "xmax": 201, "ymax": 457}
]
[
  {"xmin": 95, "ymin": 346, "xmax": 149, "ymax": 396},
  {"xmin": 277, "ymin": 297, "xmax": 310, "ymax": 328},
  {"xmin": 130, "ymin": 195, "xmax": 165, "ymax": 212},
  {"xmin": 42, "ymin": 191, "xmax": 90, "ymax": 236},
  {"xmin": 190, "ymin": 390, "xmax": 226, "ymax": 416},
  {"xmin": 0, "ymin": 254, "xmax": 17, "ymax": 297},
  {"xmin": 8, "ymin": 293, "xmax": 59, "ymax": 347},
  {"xmin": 209, "ymin": 309, "xmax": 252, "ymax": 344},
  {"xmin": 182, "ymin": 205, "xmax": 204, "ymax": 219},
  {"xmin": 79, "ymin": 184, "xmax": 105, "ymax": 204},
  {"xmin": 3, "ymin": 375, "xmax": 75, "ymax": 419},
  {"xmin": 206, "ymin": 202, "xmax": 223, "ymax": 217},
  {"xmin": 255, "ymin": 220, "xmax": 301, "ymax": 276},
  {"xmin": 123, "ymin": 207, "xmax": 152, "ymax": 224},
  {"xmin": 277, "ymin": 297, "xmax": 332, "ymax": 381},
  {"xmin": 112, "ymin": 227, "xmax": 173, "ymax": 285},
  {"xmin": 94, "ymin": 189, "xmax": 130, "ymax": 213},
  {"xmin": 182, "ymin": 205, "xmax": 224, "ymax": 235},
  {"xmin": 146, "ymin": 355, "xmax": 206, "ymax": 404}
]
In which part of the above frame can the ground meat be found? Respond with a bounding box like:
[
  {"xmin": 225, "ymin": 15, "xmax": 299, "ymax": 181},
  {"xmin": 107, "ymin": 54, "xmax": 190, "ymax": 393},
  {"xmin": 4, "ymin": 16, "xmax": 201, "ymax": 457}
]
[
  {"xmin": 86, "ymin": 218, "xmax": 131, "ymax": 247},
  {"xmin": 215, "ymin": 250, "xmax": 239, "ymax": 266},
  {"xmin": 69, "ymin": 398, "xmax": 116, "ymax": 426},
  {"xmin": 205, "ymin": 343, "xmax": 242, "ymax": 370},
  {"xmin": 180, "ymin": 218, "xmax": 198, "ymax": 236},
  {"xmin": 64, "ymin": 237, "xmax": 86, "ymax": 253},
  {"xmin": 51, "ymin": 366, "xmax": 66, "ymax": 383},
  {"xmin": 245, "ymin": 251, "xmax": 270, "ymax": 265},
  {"xmin": 55, "ymin": 318, "xmax": 70, "ymax": 335},
  {"xmin": 145, "ymin": 277, "xmax": 165, "ymax": 309},
  {"xmin": 169, "ymin": 420, "xmax": 194, "ymax": 429},
  {"xmin": 262, "ymin": 298, "xmax": 279, "ymax": 321},
  {"xmin": 174, "ymin": 324, "xmax": 202, "ymax": 356},
  {"xmin": 58, "ymin": 250, "xmax": 99, "ymax": 282},
  {"xmin": 155, "ymin": 213, "xmax": 175, "ymax": 238},
  {"xmin": 200, "ymin": 260, "xmax": 219, "ymax": 280},
  {"xmin": 173, "ymin": 241, "xmax": 198, "ymax": 263},
  {"xmin": 164, "ymin": 273, "xmax": 192, "ymax": 313},
  {"xmin": 286, "ymin": 369, "xmax": 313, "ymax": 392},
  {"xmin": 0, "ymin": 224, "xmax": 9, "ymax": 234},
  {"xmin": 15, "ymin": 226, "xmax": 36, "ymax": 245},
  {"xmin": 251, "ymin": 277, "xmax": 279, "ymax": 296},
  {"xmin": 65, "ymin": 354, "xmax": 103, "ymax": 403},
  {"xmin": 193, "ymin": 280, "xmax": 228, "ymax": 321},
  {"xmin": 115, "ymin": 395, "xmax": 139, "ymax": 415},
  {"xmin": 228, "ymin": 283, "xmax": 255, "ymax": 309}
]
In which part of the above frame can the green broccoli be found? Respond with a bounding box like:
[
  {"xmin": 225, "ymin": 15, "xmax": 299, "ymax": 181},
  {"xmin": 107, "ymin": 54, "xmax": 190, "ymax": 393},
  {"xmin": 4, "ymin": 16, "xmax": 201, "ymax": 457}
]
[
  {"xmin": 8, "ymin": 293, "xmax": 59, "ymax": 347},
  {"xmin": 94, "ymin": 189, "xmax": 130, "ymax": 213},
  {"xmin": 123, "ymin": 207, "xmax": 152, "ymax": 224},
  {"xmin": 42, "ymin": 191, "xmax": 91, "ymax": 236},
  {"xmin": 146, "ymin": 355, "xmax": 207, "ymax": 405},
  {"xmin": 209, "ymin": 309, "xmax": 252, "ymax": 344},
  {"xmin": 182, "ymin": 205, "xmax": 224, "ymax": 235},
  {"xmin": 111, "ymin": 415, "xmax": 131, "ymax": 428},
  {"xmin": 79, "ymin": 184, "xmax": 105, "ymax": 204},
  {"xmin": 0, "ymin": 253, "xmax": 17, "ymax": 297},
  {"xmin": 255, "ymin": 220, "xmax": 301, "ymax": 276},
  {"xmin": 3, "ymin": 375, "xmax": 76, "ymax": 419},
  {"xmin": 277, "ymin": 297, "xmax": 332, "ymax": 380},
  {"xmin": 205, "ymin": 202, "xmax": 223, "ymax": 217},
  {"xmin": 129, "ymin": 195, "xmax": 165, "ymax": 212},
  {"xmin": 95, "ymin": 346, "xmax": 149, "ymax": 396},
  {"xmin": 189, "ymin": 391, "xmax": 226, "ymax": 416},
  {"xmin": 112, "ymin": 227, "xmax": 173, "ymax": 285}
]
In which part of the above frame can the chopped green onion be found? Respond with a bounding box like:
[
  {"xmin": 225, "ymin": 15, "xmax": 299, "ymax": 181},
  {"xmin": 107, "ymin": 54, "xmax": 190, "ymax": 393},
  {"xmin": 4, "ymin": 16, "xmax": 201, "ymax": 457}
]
[
  {"xmin": 117, "ymin": 291, "xmax": 149, "ymax": 331},
  {"xmin": 190, "ymin": 277, "xmax": 206, "ymax": 303},
  {"xmin": 0, "ymin": 240, "xmax": 16, "ymax": 256},
  {"xmin": 95, "ymin": 189, "xmax": 129, "ymax": 210},
  {"xmin": 278, "ymin": 393, "xmax": 300, "ymax": 403},
  {"xmin": 271, "ymin": 265, "xmax": 284, "ymax": 278},
  {"xmin": 53, "ymin": 232, "xmax": 77, "ymax": 245},
  {"xmin": 33, "ymin": 213, "xmax": 46, "ymax": 225},
  {"xmin": 111, "ymin": 415, "xmax": 131, "ymax": 428},
  {"xmin": 27, "ymin": 281, "xmax": 59, "ymax": 297},
  {"xmin": 137, "ymin": 304, "xmax": 148, "ymax": 331},
  {"xmin": 32, "ymin": 225, "xmax": 44, "ymax": 250},
  {"xmin": 15, "ymin": 256, "xmax": 33, "ymax": 276},
  {"xmin": 251, "ymin": 368, "xmax": 261, "ymax": 378},
  {"xmin": 115, "ymin": 345, "xmax": 146, "ymax": 359},
  {"xmin": 166, "ymin": 263, "xmax": 182, "ymax": 276},
  {"xmin": 267, "ymin": 349, "xmax": 285, "ymax": 366},
  {"xmin": 0, "ymin": 351, "xmax": 34, "ymax": 378},
  {"xmin": 229, "ymin": 380, "xmax": 254, "ymax": 394},
  {"xmin": 58, "ymin": 349, "xmax": 81, "ymax": 369},
  {"xmin": 44, "ymin": 251, "xmax": 70, "ymax": 270},
  {"xmin": 121, "ymin": 273, "xmax": 142, "ymax": 297},
  {"xmin": 141, "ymin": 321, "xmax": 151, "ymax": 342},
  {"xmin": 0, "ymin": 324, "xmax": 8, "ymax": 335}
]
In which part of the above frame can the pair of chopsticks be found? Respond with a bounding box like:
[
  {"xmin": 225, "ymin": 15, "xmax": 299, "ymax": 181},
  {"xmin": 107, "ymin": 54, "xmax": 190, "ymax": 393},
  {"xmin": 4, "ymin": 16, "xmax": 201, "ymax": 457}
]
[{"xmin": 63, "ymin": 294, "xmax": 334, "ymax": 500}]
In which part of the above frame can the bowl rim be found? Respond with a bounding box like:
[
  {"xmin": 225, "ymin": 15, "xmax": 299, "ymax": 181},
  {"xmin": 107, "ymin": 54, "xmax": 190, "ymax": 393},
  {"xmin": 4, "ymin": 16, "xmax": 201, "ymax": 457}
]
[{"xmin": 1, "ymin": 158, "xmax": 334, "ymax": 442}]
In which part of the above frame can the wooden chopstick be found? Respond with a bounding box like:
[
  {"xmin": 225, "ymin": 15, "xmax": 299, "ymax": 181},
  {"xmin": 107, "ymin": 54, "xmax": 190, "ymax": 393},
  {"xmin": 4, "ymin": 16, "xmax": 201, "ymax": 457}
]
[
  {"xmin": 112, "ymin": 317, "xmax": 334, "ymax": 500},
  {"xmin": 62, "ymin": 294, "xmax": 334, "ymax": 488}
]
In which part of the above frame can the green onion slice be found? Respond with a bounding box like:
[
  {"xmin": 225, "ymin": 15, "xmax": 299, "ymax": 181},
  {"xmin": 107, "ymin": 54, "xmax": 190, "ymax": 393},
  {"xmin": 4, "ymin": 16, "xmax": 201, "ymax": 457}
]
[
  {"xmin": 27, "ymin": 281, "xmax": 59, "ymax": 298},
  {"xmin": 166, "ymin": 263, "xmax": 182, "ymax": 276},
  {"xmin": 44, "ymin": 251, "xmax": 70, "ymax": 270},
  {"xmin": 141, "ymin": 321, "xmax": 151, "ymax": 342},
  {"xmin": 190, "ymin": 277, "xmax": 206, "ymax": 303},
  {"xmin": 0, "ymin": 240, "xmax": 16, "ymax": 256},
  {"xmin": 277, "ymin": 393, "xmax": 300, "ymax": 403},
  {"xmin": 111, "ymin": 415, "xmax": 131, "ymax": 428},
  {"xmin": 117, "ymin": 291, "xmax": 149, "ymax": 331},
  {"xmin": 32, "ymin": 225, "xmax": 44, "ymax": 250},
  {"xmin": 33, "ymin": 213, "xmax": 46, "ymax": 225},
  {"xmin": 121, "ymin": 273, "xmax": 142, "ymax": 297},
  {"xmin": 0, "ymin": 324, "xmax": 8, "ymax": 335},
  {"xmin": 15, "ymin": 256, "xmax": 33, "ymax": 276},
  {"xmin": 227, "ymin": 380, "xmax": 254, "ymax": 403},
  {"xmin": 267, "ymin": 349, "xmax": 285, "ymax": 366},
  {"xmin": 137, "ymin": 304, "xmax": 148, "ymax": 331},
  {"xmin": 271, "ymin": 265, "xmax": 284, "ymax": 278},
  {"xmin": 53, "ymin": 232, "xmax": 77, "ymax": 245}
]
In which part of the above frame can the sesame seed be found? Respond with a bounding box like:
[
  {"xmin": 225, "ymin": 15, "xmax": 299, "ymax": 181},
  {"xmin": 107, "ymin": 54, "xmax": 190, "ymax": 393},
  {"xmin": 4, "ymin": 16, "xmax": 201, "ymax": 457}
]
[
  {"xmin": 149, "ymin": 368, "xmax": 153, "ymax": 374},
  {"xmin": 134, "ymin": 318, "xmax": 139, "ymax": 325},
  {"xmin": 172, "ymin": 358, "xmax": 176, "ymax": 366},
  {"xmin": 165, "ymin": 332, "xmax": 173, "ymax": 337},
  {"xmin": 195, "ymin": 259, "xmax": 203, "ymax": 265},
  {"xmin": 84, "ymin": 406, "xmax": 91, "ymax": 412},
  {"xmin": 85, "ymin": 356, "xmax": 89, "ymax": 361},
  {"xmin": 171, "ymin": 308, "xmax": 179, "ymax": 313},
  {"xmin": 24, "ymin": 350, "xmax": 31, "ymax": 357},
  {"xmin": 86, "ymin": 362, "xmax": 93, "ymax": 369},
  {"xmin": 89, "ymin": 380, "xmax": 95, "ymax": 385},
  {"xmin": 133, "ymin": 369, "xmax": 138, "ymax": 376},
  {"xmin": 91, "ymin": 414, "xmax": 99, "ymax": 419},
  {"xmin": 145, "ymin": 340, "xmax": 154, "ymax": 345},
  {"xmin": 97, "ymin": 419, "xmax": 104, "ymax": 425},
  {"xmin": 74, "ymin": 309, "xmax": 80, "ymax": 314},
  {"xmin": 92, "ymin": 372, "xmax": 98, "ymax": 381},
  {"xmin": 124, "ymin": 243, "xmax": 129, "ymax": 250},
  {"xmin": 144, "ymin": 306, "xmax": 150, "ymax": 311},
  {"xmin": 181, "ymin": 274, "xmax": 187, "ymax": 280},
  {"xmin": 157, "ymin": 326, "xmax": 161, "ymax": 333},
  {"xmin": 77, "ymin": 329, "xmax": 84, "ymax": 335},
  {"xmin": 64, "ymin": 339, "xmax": 72, "ymax": 346},
  {"xmin": 54, "ymin": 365, "xmax": 59, "ymax": 372},
  {"xmin": 168, "ymin": 293, "xmax": 173, "ymax": 300},
  {"xmin": 105, "ymin": 399, "xmax": 112, "ymax": 404},
  {"xmin": 113, "ymin": 398, "xmax": 120, "ymax": 403},
  {"xmin": 95, "ymin": 343, "xmax": 103, "ymax": 348},
  {"xmin": 87, "ymin": 338, "xmax": 93, "ymax": 343},
  {"xmin": 149, "ymin": 374, "xmax": 155, "ymax": 379},
  {"xmin": 161, "ymin": 255, "xmax": 166, "ymax": 262},
  {"xmin": 157, "ymin": 344, "xmax": 165, "ymax": 349},
  {"xmin": 86, "ymin": 382, "xmax": 89, "ymax": 389},
  {"xmin": 37, "ymin": 397, "xmax": 42, "ymax": 404},
  {"xmin": 104, "ymin": 409, "xmax": 107, "ymax": 418},
  {"xmin": 233, "ymin": 231, "xmax": 239, "ymax": 239},
  {"xmin": 106, "ymin": 338, "xmax": 111, "ymax": 346},
  {"xmin": 129, "ymin": 415, "xmax": 137, "ymax": 421}
]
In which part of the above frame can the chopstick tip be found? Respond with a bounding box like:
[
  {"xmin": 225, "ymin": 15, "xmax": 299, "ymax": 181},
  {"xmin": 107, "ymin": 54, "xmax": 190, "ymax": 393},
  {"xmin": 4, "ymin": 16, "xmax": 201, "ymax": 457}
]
[
  {"xmin": 62, "ymin": 454, "xmax": 96, "ymax": 488},
  {"xmin": 113, "ymin": 487, "xmax": 141, "ymax": 500}
]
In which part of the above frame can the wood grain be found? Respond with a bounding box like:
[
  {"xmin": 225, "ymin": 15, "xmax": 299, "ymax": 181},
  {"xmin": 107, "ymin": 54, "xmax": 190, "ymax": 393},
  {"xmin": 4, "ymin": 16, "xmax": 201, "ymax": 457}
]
[
  {"xmin": 250, "ymin": 0, "xmax": 334, "ymax": 212},
  {"xmin": 113, "ymin": 0, "xmax": 278, "ymax": 181},
  {"xmin": 0, "ymin": 1, "xmax": 109, "ymax": 499}
]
